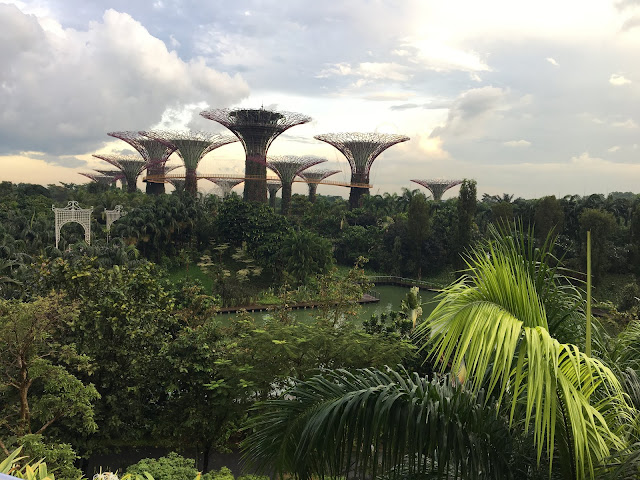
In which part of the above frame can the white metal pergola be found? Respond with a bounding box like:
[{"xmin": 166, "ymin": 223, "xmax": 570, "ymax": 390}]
[{"xmin": 52, "ymin": 201, "xmax": 93, "ymax": 249}]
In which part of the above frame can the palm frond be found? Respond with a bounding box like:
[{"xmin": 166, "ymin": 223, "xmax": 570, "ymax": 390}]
[
  {"xmin": 415, "ymin": 227, "xmax": 631, "ymax": 480},
  {"xmin": 242, "ymin": 367, "xmax": 513, "ymax": 480}
]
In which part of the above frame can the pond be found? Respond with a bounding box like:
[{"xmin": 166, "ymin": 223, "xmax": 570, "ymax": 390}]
[{"xmin": 218, "ymin": 285, "xmax": 440, "ymax": 324}]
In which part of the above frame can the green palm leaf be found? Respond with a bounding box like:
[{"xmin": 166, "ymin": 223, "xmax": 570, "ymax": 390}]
[
  {"xmin": 243, "ymin": 367, "xmax": 513, "ymax": 480},
  {"xmin": 415, "ymin": 227, "xmax": 631, "ymax": 480}
]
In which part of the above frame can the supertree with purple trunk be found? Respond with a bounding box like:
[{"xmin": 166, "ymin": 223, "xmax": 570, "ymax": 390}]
[
  {"xmin": 108, "ymin": 131, "xmax": 178, "ymax": 195},
  {"xmin": 92, "ymin": 154, "xmax": 147, "ymax": 193},
  {"xmin": 200, "ymin": 107, "xmax": 311, "ymax": 203}
]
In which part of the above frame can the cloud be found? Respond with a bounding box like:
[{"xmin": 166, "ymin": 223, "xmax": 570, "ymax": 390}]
[
  {"xmin": 611, "ymin": 118, "xmax": 638, "ymax": 128},
  {"xmin": 608, "ymin": 145, "xmax": 621, "ymax": 152},
  {"xmin": 0, "ymin": 4, "xmax": 249, "ymax": 158},
  {"xmin": 546, "ymin": 57, "xmax": 559, "ymax": 66},
  {"xmin": 503, "ymin": 140, "xmax": 532, "ymax": 147},
  {"xmin": 317, "ymin": 62, "xmax": 411, "ymax": 82},
  {"xmin": 362, "ymin": 92, "xmax": 415, "ymax": 101},
  {"xmin": 397, "ymin": 39, "xmax": 491, "ymax": 72},
  {"xmin": 609, "ymin": 73, "xmax": 632, "ymax": 85}
]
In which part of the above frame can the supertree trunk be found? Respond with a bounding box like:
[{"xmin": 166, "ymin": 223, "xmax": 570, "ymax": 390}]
[
  {"xmin": 146, "ymin": 163, "xmax": 166, "ymax": 195},
  {"xmin": 185, "ymin": 169, "xmax": 198, "ymax": 196},
  {"xmin": 308, "ymin": 183, "xmax": 318, "ymax": 203},
  {"xmin": 281, "ymin": 183, "xmax": 293, "ymax": 215},
  {"xmin": 349, "ymin": 172, "xmax": 368, "ymax": 209},
  {"xmin": 245, "ymin": 154, "xmax": 267, "ymax": 203}
]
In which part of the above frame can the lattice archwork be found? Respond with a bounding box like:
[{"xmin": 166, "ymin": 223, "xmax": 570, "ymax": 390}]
[
  {"xmin": 105, "ymin": 205, "xmax": 126, "ymax": 232},
  {"xmin": 52, "ymin": 201, "xmax": 93, "ymax": 248}
]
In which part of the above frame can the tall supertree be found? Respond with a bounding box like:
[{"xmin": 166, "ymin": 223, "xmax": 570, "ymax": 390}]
[
  {"xmin": 200, "ymin": 108, "xmax": 312, "ymax": 203},
  {"xmin": 314, "ymin": 132, "xmax": 410, "ymax": 209},
  {"xmin": 93, "ymin": 154, "xmax": 147, "ymax": 193},
  {"xmin": 299, "ymin": 169, "xmax": 341, "ymax": 203},
  {"xmin": 266, "ymin": 180, "xmax": 282, "ymax": 209},
  {"xmin": 411, "ymin": 179, "xmax": 463, "ymax": 202},
  {"xmin": 108, "ymin": 131, "xmax": 178, "ymax": 195},
  {"xmin": 263, "ymin": 155, "xmax": 326, "ymax": 215},
  {"xmin": 140, "ymin": 131, "xmax": 238, "ymax": 197},
  {"xmin": 204, "ymin": 178, "xmax": 244, "ymax": 198}
]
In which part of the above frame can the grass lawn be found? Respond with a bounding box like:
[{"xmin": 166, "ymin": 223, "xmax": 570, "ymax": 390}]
[{"xmin": 167, "ymin": 264, "xmax": 214, "ymax": 292}]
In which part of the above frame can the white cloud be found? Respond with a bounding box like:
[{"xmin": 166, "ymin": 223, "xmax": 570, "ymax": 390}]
[
  {"xmin": 609, "ymin": 73, "xmax": 632, "ymax": 85},
  {"xmin": 504, "ymin": 139, "xmax": 532, "ymax": 147},
  {"xmin": 399, "ymin": 38, "xmax": 491, "ymax": 72},
  {"xmin": 612, "ymin": 118, "xmax": 638, "ymax": 128},
  {"xmin": 317, "ymin": 62, "xmax": 411, "ymax": 82},
  {"xmin": 546, "ymin": 57, "xmax": 559, "ymax": 66},
  {"xmin": 0, "ymin": 4, "xmax": 249, "ymax": 160},
  {"xmin": 608, "ymin": 145, "xmax": 621, "ymax": 152}
]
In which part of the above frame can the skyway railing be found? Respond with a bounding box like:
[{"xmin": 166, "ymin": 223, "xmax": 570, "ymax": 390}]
[{"xmin": 367, "ymin": 276, "xmax": 442, "ymax": 290}]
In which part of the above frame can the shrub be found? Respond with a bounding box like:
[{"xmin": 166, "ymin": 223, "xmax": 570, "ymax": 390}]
[{"xmin": 126, "ymin": 453, "xmax": 197, "ymax": 480}]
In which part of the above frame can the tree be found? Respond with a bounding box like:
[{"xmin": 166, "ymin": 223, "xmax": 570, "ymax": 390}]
[
  {"xmin": 534, "ymin": 196, "xmax": 564, "ymax": 241},
  {"xmin": 0, "ymin": 293, "xmax": 99, "ymax": 453},
  {"xmin": 579, "ymin": 209, "xmax": 617, "ymax": 284},
  {"xmin": 407, "ymin": 194, "xmax": 430, "ymax": 278},
  {"xmin": 279, "ymin": 229, "xmax": 333, "ymax": 286},
  {"xmin": 456, "ymin": 179, "xmax": 477, "ymax": 266}
]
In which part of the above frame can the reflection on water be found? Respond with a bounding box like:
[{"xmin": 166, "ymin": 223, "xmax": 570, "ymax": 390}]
[{"xmin": 220, "ymin": 285, "xmax": 439, "ymax": 324}]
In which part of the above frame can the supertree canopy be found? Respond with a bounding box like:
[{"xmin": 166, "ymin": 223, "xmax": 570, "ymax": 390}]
[
  {"xmin": 200, "ymin": 108, "xmax": 312, "ymax": 203},
  {"xmin": 108, "ymin": 131, "xmax": 177, "ymax": 195},
  {"xmin": 168, "ymin": 178, "xmax": 186, "ymax": 193},
  {"xmin": 314, "ymin": 132, "xmax": 409, "ymax": 208},
  {"xmin": 140, "ymin": 131, "xmax": 237, "ymax": 196},
  {"xmin": 204, "ymin": 178, "xmax": 244, "ymax": 198},
  {"xmin": 299, "ymin": 169, "xmax": 341, "ymax": 203},
  {"xmin": 266, "ymin": 180, "xmax": 282, "ymax": 209},
  {"xmin": 93, "ymin": 154, "xmax": 147, "ymax": 193},
  {"xmin": 411, "ymin": 179, "xmax": 463, "ymax": 202},
  {"xmin": 264, "ymin": 155, "xmax": 326, "ymax": 215},
  {"xmin": 94, "ymin": 169, "xmax": 126, "ymax": 190}
]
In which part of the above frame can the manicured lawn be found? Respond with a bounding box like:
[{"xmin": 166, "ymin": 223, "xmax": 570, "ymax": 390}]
[{"xmin": 167, "ymin": 264, "xmax": 214, "ymax": 292}]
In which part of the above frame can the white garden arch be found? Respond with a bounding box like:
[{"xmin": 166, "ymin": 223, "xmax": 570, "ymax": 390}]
[
  {"xmin": 52, "ymin": 201, "xmax": 93, "ymax": 249},
  {"xmin": 104, "ymin": 205, "xmax": 126, "ymax": 232}
]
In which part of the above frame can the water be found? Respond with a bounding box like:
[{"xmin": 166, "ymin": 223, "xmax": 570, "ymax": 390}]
[{"xmin": 219, "ymin": 285, "xmax": 440, "ymax": 324}]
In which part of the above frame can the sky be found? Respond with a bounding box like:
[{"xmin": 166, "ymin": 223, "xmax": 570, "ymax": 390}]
[{"xmin": 2, "ymin": 0, "xmax": 640, "ymax": 200}]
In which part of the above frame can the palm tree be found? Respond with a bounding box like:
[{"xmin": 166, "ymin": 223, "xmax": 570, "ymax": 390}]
[{"xmin": 242, "ymin": 226, "xmax": 633, "ymax": 480}]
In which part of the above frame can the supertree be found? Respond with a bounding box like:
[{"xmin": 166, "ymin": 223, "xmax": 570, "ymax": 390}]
[
  {"xmin": 299, "ymin": 169, "xmax": 341, "ymax": 203},
  {"xmin": 266, "ymin": 180, "xmax": 282, "ymax": 209},
  {"xmin": 314, "ymin": 132, "xmax": 409, "ymax": 209},
  {"xmin": 79, "ymin": 173, "xmax": 119, "ymax": 188},
  {"xmin": 144, "ymin": 163, "xmax": 182, "ymax": 190},
  {"xmin": 108, "ymin": 131, "xmax": 178, "ymax": 195},
  {"xmin": 94, "ymin": 169, "xmax": 126, "ymax": 190},
  {"xmin": 263, "ymin": 155, "xmax": 326, "ymax": 215},
  {"xmin": 204, "ymin": 178, "xmax": 244, "ymax": 198},
  {"xmin": 200, "ymin": 108, "xmax": 312, "ymax": 203},
  {"xmin": 411, "ymin": 179, "xmax": 463, "ymax": 202},
  {"xmin": 93, "ymin": 154, "xmax": 147, "ymax": 193},
  {"xmin": 140, "ymin": 131, "xmax": 238, "ymax": 196}
]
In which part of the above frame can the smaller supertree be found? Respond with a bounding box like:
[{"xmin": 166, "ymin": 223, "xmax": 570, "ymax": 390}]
[
  {"xmin": 266, "ymin": 180, "xmax": 282, "ymax": 209},
  {"xmin": 411, "ymin": 179, "xmax": 463, "ymax": 202},
  {"xmin": 79, "ymin": 173, "xmax": 119, "ymax": 187},
  {"xmin": 168, "ymin": 178, "xmax": 186, "ymax": 193},
  {"xmin": 299, "ymin": 169, "xmax": 341, "ymax": 203},
  {"xmin": 108, "ymin": 131, "xmax": 178, "ymax": 195},
  {"xmin": 141, "ymin": 131, "xmax": 238, "ymax": 196},
  {"xmin": 94, "ymin": 169, "xmax": 126, "ymax": 190},
  {"xmin": 204, "ymin": 178, "xmax": 244, "ymax": 198},
  {"xmin": 145, "ymin": 164, "xmax": 182, "ymax": 190},
  {"xmin": 314, "ymin": 132, "xmax": 409, "ymax": 208},
  {"xmin": 93, "ymin": 155, "xmax": 147, "ymax": 193},
  {"xmin": 263, "ymin": 155, "xmax": 326, "ymax": 215}
]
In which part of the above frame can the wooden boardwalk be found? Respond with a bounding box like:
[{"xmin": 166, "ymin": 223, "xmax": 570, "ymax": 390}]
[{"xmin": 217, "ymin": 293, "xmax": 379, "ymax": 314}]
